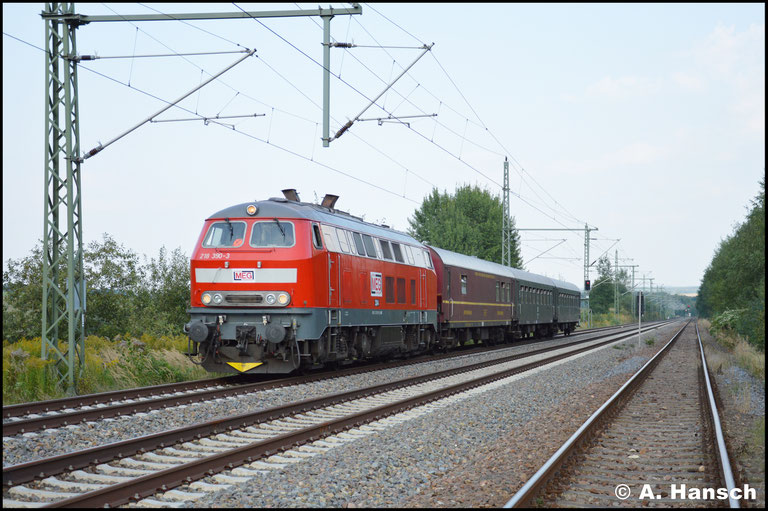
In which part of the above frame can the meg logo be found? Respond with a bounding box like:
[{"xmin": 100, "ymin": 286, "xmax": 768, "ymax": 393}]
[
  {"xmin": 370, "ymin": 272, "xmax": 383, "ymax": 297},
  {"xmin": 233, "ymin": 270, "xmax": 255, "ymax": 281}
]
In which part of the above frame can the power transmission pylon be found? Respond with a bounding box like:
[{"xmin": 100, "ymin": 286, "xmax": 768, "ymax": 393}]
[
  {"xmin": 502, "ymin": 158, "xmax": 512, "ymax": 267},
  {"xmin": 40, "ymin": 3, "xmax": 363, "ymax": 394},
  {"xmin": 41, "ymin": 2, "xmax": 85, "ymax": 395}
]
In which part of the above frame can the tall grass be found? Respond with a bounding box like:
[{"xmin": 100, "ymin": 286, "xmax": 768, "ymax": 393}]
[
  {"xmin": 703, "ymin": 318, "xmax": 765, "ymax": 381},
  {"xmin": 3, "ymin": 334, "xmax": 212, "ymax": 405}
]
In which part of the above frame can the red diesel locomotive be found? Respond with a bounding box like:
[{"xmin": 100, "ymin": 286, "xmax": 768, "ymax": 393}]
[{"xmin": 184, "ymin": 190, "xmax": 580, "ymax": 374}]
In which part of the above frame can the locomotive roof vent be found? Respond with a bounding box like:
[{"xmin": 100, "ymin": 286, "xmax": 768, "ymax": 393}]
[
  {"xmin": 282, "ymin": 188, "xmax": 300, "ymax": 202},
  {"xmin": 321, "ymin": 194, "xmax": 339, "ymax": 209}
]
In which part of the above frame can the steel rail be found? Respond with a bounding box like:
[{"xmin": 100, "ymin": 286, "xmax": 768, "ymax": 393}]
[
  {"xmin": 2, "ymin": 321, "xmax": 645, "ymax": 420},
  {"xmin": 42, "ymin": 322, "xmax": 673, "ymax": 508},
  {"xmin": 4, "ymin": 321, "xmax": 670, "ymax": 490},
  {"xmin": 3, "ymin": 321, "xmax": 663, "ymax": 434},
  {"xmin": 696, "ymin": 320, "xmax": 740, "ymax": 508},
  {"xmin": 504, "ymin": 319, "xmax": 690, "ymax": 508},
  {"xmin": 2, "ymin": 375, "xmax": 239, "ymax": 418}
]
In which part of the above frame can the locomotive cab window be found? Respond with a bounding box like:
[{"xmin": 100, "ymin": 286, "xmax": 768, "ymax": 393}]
[
  {"xmin": 202, "ymin": 220, "xmax": 247, "ymax": 248},
  {"xmin": 250, "ymin": 220, "xmax": 295, "ymax": 247},
  {"xmin": 312, "ymin": 224, "xmax": 323, "ymax": 249}
]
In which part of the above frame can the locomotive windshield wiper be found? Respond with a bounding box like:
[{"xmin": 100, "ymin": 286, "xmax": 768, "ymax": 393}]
[
  {"xmin": 273, "ymin": 218, "xmax": 286, "ymax": 239},
  {"xmin": 224, "ymin": 217, "xmax": 233, "ymax": 239}
]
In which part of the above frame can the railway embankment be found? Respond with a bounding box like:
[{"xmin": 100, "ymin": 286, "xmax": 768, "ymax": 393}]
[{"xmin": 699, "ymin": 319, "xmax": 765, "ymax": 509}]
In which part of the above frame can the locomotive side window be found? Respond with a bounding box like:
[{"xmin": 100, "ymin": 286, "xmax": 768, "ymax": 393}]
[
  {"xmin": 250, "ymin": 221, "xmax": 295, "ymax": 247},
  {"xmin": 362, "ymin": 234, "xmax": 378, "ymax": 258},
  {"xmin": 321, "ymin": 226, "xmax": 337, "ymax": 252},
  {"xmin": 385, "ymin": 276, "xmax": 395, "ymax": 303},
  {"xmin": 373, "ymin": 237, "xmax": 384, "ymax": 259},
  {"xmin": 422, "ymin": 250, "xmax": 433, "ymax": 269},
  {"xmin": 352, "ymin": 232, "xmax": 366, "ymax": 256},
  {"xmin": 379, "ymin": 239, "xmax": 393, "ymax": 260},
  {"xmin": 404, "ymin": 245, "xmax": 415, "ymax": 265},
  {"xmin": 202, "ymin": 221, "xmax": 247, "ymax": 248},
  {"xmin": 335, "ymin": 228, "xmax": 350, "ymax": 253},
  {"xmin": 391, "ymin": 243, "xmax": 404, "ymax": 263}
]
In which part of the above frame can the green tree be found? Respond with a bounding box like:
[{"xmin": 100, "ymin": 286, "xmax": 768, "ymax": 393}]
[
  {"xmin": 83, "ymin": 234, "xmax": 143, "ymax": 339},
  {"xmin": 698, "ymin": 175, "xmax": 765, "ymax": 349},
  {"xmin": 134, "ymin": 247, "xmax": 191, "ymax": 336},
  {"xmin": 3, "ymin": 242, "xmax": 46, "ymax": 342},
  {"xmin": 407, "ymin": 185, "xmax": 523, "ymax": 268},
  {"xmin": 588, "ymin": 255, "xmax": 613, "ymax": 314},
  {"xmin": 3, "ymin": 234, "xmax": 192, "ymax": 342}
]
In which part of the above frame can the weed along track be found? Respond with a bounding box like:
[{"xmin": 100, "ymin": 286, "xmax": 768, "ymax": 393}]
[
  {"xmin": 506, "ymin": 320, "xmax": 744, "ymax": 508},
  {"xmin": 2, "ymin": 323, "xmax": 670, "ymax": 508}
]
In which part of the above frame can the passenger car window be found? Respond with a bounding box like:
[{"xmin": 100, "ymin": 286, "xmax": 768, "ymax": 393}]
[
  {"xmin": 250, "ymin": 221, "xmax": 295, "ymax": 247},
  {"xmin": 461, "ymin": 275, "xmax": 467, "ymax": 295},
  {"xmin": 202, "ymin": 221, "xmax": 247, "ymax": 248}
]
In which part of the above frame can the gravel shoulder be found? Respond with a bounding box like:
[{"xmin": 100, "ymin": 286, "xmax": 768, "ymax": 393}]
[{"xmin": 699, "ymin": 321, "xmax": 765, "ymax": 509}]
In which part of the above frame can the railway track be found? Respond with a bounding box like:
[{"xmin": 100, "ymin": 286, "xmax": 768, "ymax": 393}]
[
  {"xmin": 2, "ymin": 321, "xmax": 672, "ymax": 508},
  {"xmin": 505, "ymin": 320, "xmax": 742, "ymax": 508},
  {"xmin": 2, "ymin": 322, "xmax": 655, "ymax": 437}
]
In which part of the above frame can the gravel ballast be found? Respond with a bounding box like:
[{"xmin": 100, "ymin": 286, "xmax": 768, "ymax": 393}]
[
  {"xmin": 3, "ymin": 326, "xmax": 660, "ymax": 468},
  {"xmin": 168, "ymin": 322, "xmax": 683, "ymax": 508}
]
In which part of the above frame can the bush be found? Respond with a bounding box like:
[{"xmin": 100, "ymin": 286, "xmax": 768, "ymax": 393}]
[
  {"xmin": 3, "ymin": 235, "xmax": 192, "ymax": 344},
  {"xmin": 2, "ymin": 334, "xmax": 211, "ymax": 405}
]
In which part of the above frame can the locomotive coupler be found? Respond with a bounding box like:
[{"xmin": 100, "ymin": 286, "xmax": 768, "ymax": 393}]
[{"xmin": 235, "ymin": 325, "xmax": 259, "ymax": 356}]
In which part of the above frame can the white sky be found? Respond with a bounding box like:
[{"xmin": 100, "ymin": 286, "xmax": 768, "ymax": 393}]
[{"xmin": 3, "ymin": 3, "xmax": 765, "ymax": 290}]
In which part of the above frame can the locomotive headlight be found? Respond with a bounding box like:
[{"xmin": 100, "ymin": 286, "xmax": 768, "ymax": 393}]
[
  {"xmin": 201, "ymin": 292, "xmax": 212, "ymax": 305},
  {"xmin": 277, "ymin": 292, "xmax": 290, "ymax": 305},
  {"xmin": 265, "ymin": 293, "xmax": 277, "ymax": 305},
  {"xmin": 246, "ymin": 204, "xmax": 258, "ymax": 216},
  {"xmin": 212, "ymin": 293, "xmax": 223, "ymax": 305}
]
